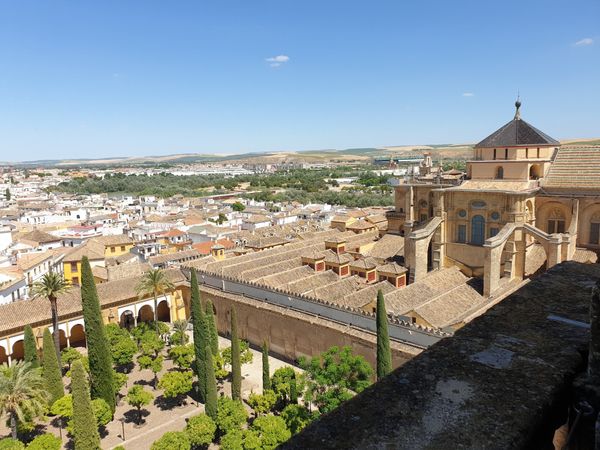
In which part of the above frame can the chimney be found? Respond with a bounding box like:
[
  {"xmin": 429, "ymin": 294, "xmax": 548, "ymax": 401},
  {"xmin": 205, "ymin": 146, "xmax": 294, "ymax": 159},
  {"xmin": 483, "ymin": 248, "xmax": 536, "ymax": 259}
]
[{"xmin": 210, "ymin": 244, "xmax": 225, "ymax": 261}]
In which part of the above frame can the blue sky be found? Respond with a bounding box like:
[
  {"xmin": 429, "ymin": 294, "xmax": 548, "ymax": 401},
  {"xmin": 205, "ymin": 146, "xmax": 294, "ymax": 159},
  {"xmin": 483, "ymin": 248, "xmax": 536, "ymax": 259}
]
[{"xmin": 0, "ymin": 0, "xmax": 598, "ymax": 161}]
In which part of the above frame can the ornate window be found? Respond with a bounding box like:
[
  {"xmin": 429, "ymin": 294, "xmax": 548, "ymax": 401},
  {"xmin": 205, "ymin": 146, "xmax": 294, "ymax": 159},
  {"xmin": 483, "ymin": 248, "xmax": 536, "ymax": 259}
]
[
  {"xmin": 457, "ymin": 225, "xmax": 466, "ymax": 243},
  {"xmin": 490, "ymin": 211, "xmax": 500, "ymax": 221},
  {"xmin": 471, "ymin": 200, "xmax": 487, "ymax": 209},
  {"xmin": 458, "ymin": 209, "xmax": 467, "ymax": 218},
  {"xmin": 547, "ymin": 208, "xmax": 565, "ymax": 234},
  {"xmin": 489, "ymin": 227, "xmax": 499, "ymax": 238},
  {"xmin": 471, "ymin": 215, "xmax": 485, "ymax": 245}
]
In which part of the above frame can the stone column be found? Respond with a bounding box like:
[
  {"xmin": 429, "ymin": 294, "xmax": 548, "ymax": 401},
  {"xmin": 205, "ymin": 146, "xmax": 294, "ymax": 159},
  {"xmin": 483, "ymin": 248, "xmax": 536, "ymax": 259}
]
[
  {"xmin": 483, "ymin": 245, "xmax": 503, "ymax": 297},
  {"xmin": 547, "ymin": 235, "xmax": 563, "ymax": 269}
]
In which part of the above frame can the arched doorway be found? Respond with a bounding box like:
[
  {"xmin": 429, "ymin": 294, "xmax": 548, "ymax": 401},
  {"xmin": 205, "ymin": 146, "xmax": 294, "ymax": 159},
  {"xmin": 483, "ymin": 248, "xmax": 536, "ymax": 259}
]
[
  {"xmin": 157, "ymin": 300, "xmax": 171, "ymax": 323},
  {"xmin": 138, "ymin": 305, "xmax": 154, "ymax": 323},
  {"xmin": 59, "ymin": 330, "xmax": 68, "ymax": 350},
  {"xmin": 495, "ymin": 166, "xmax": 504, "ymax": 180},
  {"xmin": 11, "ymin": 340, "xmax": 24, "ymax": 362},
  {"xmin": 471, "ymin": 215, "xmax": 485, "ymax": 245},
  {"xmin": 69, "ymin": 325, "xmax": 86, "ymax": 348},
  {"xmin": 0, "ymin": 346, "xmax": 8, "ymax": 365},
  {"xmin": 529, "ymin": 164, "xmax": 542, "ymax": 180},
  {"xmin": 120, "ymin": 311, "xmax": 135, "ymax": 330}
]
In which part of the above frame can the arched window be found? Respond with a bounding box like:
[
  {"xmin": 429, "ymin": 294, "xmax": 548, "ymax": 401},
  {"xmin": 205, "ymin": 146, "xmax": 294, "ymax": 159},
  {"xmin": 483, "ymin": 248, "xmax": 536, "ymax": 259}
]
[
  {"xmin": 471, "ymin": 215, "xmax": 485, "ymax": 245},
  {"xmin": 496, "ymin": 166, "xmax": 504, "ymax": 179}
]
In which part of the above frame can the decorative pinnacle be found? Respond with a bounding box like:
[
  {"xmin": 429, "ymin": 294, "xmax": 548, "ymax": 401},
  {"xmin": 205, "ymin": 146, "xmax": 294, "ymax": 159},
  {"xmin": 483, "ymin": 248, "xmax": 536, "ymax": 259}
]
[{"xmin": 514, "ymin": 95, "xmax": 522, "ymax": 120}]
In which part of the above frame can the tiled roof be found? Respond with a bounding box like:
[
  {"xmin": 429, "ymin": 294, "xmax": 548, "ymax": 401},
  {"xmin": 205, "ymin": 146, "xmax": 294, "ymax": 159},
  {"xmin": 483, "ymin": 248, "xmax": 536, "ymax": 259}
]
[
  {"xmin": 323, "ymin": 249, "xmax": 354, "ymax": 265},
  {"xmin": 377, "ymin": 262, "xmax": 407, "ymax": 275},
  {"xmin": 350, "ymin": 257, "xmax": 378, "ymax": 270},
  {"xmin": 0, "ymin": 269, "xmax": 186, "ymax": 335},
  {"xmin": 313, "ymin": 276, "xmax": 363, "ymax": 302},
  {"xmin": 384, "ymin": 267, "xmax": 470, "ymax": 316},
  {"xmin": 63, "ymin": 241, "xmax": 105, "ymax": 262},
  {"xmin": 414, "ymin": 283, "xmax": 486, "ymax": 329},
  {"xmin": 366, "ymin": 235, "xmax": 404, "ymax": 260},
  {"xmin": 92, "ymin": 234, "xmax": 134, "ymax": 246},
  {"xmin": 18, "ymin": 229, "xmax": 61, "ymax": 244},
  {"xmin": 259, "ymin": 266, "xmax": 315, "ymax": 288},
  {"xmin": 16, "ymin": 251, "xmax": 54, "ymax": 271},
  {"xmin": 475, "ymin": 116, "xmax": 559, "ymax": 148},
  {"xmin": 346, "ymin": 220, "xmax": 376, "ymax": 230},
  {"xmin": 192, "ymin": 239, "xmax": 235, "ymax": 255},
  {"xmin": 543, "ymin": 147, "xmax": 600, "ymax": 191},
  {"xmin": 149, "ymin": 249, "xmax": 201, "ymax": 265},
  {"xmin": 285, "ymin": 271, "xmax": 340, "ymax": 295},
  {"xmin": 341, "ymin": 281, "xmax": 396, "ymax": 309}
]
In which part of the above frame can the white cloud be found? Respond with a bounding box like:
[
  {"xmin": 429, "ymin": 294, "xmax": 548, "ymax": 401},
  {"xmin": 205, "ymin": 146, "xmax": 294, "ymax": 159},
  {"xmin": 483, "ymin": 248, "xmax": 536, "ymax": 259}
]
[
  {"xmin": 266, "ymin": 55, "xmax": 290, "ymax": 63},
  {"xmin": 266, "ymin": 55, "xmax": 290, "ymax": 67},
  {"xmin": 574, "ymin": 37, "xmax": 594, "ymax": 46},
  {"xmin": 462, "ymin": 92, "xmax": 475, "ymax": 97}
]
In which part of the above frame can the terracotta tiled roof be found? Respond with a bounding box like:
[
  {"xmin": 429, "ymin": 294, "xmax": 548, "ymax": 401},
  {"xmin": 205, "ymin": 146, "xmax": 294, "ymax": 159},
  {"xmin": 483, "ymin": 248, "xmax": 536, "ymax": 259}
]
[
  {"xmin": 323, "ymin": 249, "xmax": 354, "ymax": 265},
  {"xmin": 16, "ymin": 251, "xmax": 54, "ymax": 271},
  {"xmin": 384, "ymin": 267, "xmax": 470, "ymax": 316},
  {"xmin": 0, "ymin": 269, "xmax": 186, "ymax": 335},
  {"xmin": 192, "ymin": 239, "xmax": 235, "ymax": 255},
  {"xmin": 377, "ymin": 262, "xmax": 407, "ymax": 275},
  {"xmin": 18, "ymin": 229, "xmax": 61, "ymax": 244},
  {"xmin": 543, "ymin": 147, "xmax": 600, "ymax": 191},
  {"xmin": 63, "ymin": 241, "xmax": 105, "ymax": 263},
  {"xmin": 149, "ymin": 249, "xmax": 201, "ymax": 266},
  {"xmin": 349, "ymin": 257, "xmax": 378, "ymax": 270}
]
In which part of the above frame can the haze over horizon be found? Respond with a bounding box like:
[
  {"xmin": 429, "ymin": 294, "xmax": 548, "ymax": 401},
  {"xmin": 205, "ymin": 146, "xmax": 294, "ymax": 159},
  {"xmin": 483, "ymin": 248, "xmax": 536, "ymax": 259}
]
[{"xmin": 1, "ymin": 0, "xmax": 598, "ymax": 161}]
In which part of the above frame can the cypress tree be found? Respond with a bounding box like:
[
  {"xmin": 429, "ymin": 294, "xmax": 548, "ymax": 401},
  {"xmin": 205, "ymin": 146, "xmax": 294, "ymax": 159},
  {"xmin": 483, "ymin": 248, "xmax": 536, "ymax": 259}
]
[
  {"xmin": 376, "ymin": 289, "xmax": 392, "ymax": 380},
  {"xmin": 71, "ymin": 359, "xmax": 101, "ymax": 450},
  {"xmin": 205, "ymin": 300, "xmax": 219, "ymax": 356},
  {"xmin": 230, "ymin": 307, "xmax": 241, "ymax": 401},
  {"xmin": 80, "ymin": 256, "xmax": 115, "ymax": 413},
  {"xmin": 289, "ymin": 373, "xmax": 298, "ymax": 405},
  {"xmin": 42, "ymin": 328, "xmax": 64, "ymax": 405},
  {"xmin": 262, "ymin": 341, "xmax": 270, "ymax": 391},
  {"xmin": 23, "ymin": 325, "xmax": 39, "ymax": 368},
  {"xmin": 190, "ymin": 269, "xmax": 207, "ymax": 403},
  {"xmin": 205, "ymin": 345, "xmax": 218, "ymax": 421}
]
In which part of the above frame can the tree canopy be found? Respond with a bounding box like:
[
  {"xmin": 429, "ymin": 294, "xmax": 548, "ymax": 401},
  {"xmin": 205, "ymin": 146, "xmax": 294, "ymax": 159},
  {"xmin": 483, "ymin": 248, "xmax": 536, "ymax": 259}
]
[{"xmin": 299, "ymin": 346, "xmax": 372, "ymax": 414}]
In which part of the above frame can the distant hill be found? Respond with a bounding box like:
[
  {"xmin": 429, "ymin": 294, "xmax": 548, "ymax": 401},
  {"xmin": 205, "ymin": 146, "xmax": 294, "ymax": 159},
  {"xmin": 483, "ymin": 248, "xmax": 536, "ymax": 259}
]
[{"xmin": 4, "ymin": 138, "xmax": 597, "ymax": 167}]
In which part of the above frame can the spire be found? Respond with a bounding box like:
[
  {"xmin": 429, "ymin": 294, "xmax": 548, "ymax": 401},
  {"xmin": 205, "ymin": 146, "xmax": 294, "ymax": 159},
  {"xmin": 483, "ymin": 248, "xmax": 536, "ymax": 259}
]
[{"xmin": 514, "ymin": 95, "xmax": 521, "ymax": 120}]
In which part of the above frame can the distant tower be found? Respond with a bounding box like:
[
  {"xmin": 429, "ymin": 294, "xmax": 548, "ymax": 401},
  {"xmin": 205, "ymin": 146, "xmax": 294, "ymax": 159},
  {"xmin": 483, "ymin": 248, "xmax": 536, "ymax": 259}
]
[{"xmin": 420, "ymin": 152, "xmax": 433, "ymax": 176}]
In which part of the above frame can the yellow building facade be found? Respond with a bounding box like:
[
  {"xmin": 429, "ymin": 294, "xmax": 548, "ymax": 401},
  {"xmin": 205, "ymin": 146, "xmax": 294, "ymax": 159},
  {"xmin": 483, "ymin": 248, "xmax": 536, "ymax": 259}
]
[{"xmin": 388, "ymin": 100, "xmax": 600, "ymax": 297}]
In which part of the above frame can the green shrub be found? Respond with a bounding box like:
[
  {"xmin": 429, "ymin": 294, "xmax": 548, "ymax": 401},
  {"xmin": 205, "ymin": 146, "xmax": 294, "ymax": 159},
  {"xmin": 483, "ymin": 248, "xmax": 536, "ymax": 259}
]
[
  {"xmin": 185, "ymin": 413, "xmax": 216, "ymax": 447},
  {"xmin": 150, "ymin": 431, "xmax": 190, "ymax": 450},
  {"xmin": 0, "ymin": 438, "xmax": 25, "ymax": 450},
  {"xmin": 216, "ymin": 397, "xmax": 247, "ymax": 434},
  {"xmin": 26, "ymin": 434, "xmax": 61, "ymax": 450}
]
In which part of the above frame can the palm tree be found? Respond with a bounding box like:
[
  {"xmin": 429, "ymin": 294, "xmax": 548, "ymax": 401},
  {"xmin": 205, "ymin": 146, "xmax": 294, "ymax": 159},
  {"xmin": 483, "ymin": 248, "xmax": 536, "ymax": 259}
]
[
  {"xmin": 30, "ymin": 272, "xmax": 71, "ymax": 360},
  {"xmin": 171, "ymin": 319, "xmax": 189, "ymax": 345},
  {"xmin": 0, "ymin": 361, "xmax": 49, "ymax": 439},
  {"xmin": 135, "ymin": 268, "xmax": 175, "ymax": 335}
]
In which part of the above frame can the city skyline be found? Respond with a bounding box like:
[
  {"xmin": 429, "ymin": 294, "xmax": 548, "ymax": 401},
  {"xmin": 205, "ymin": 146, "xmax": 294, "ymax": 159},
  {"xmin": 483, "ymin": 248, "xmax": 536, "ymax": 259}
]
[{"xmin": 0, "ymin": 0, "xmax": 598, "ymax": 160}]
